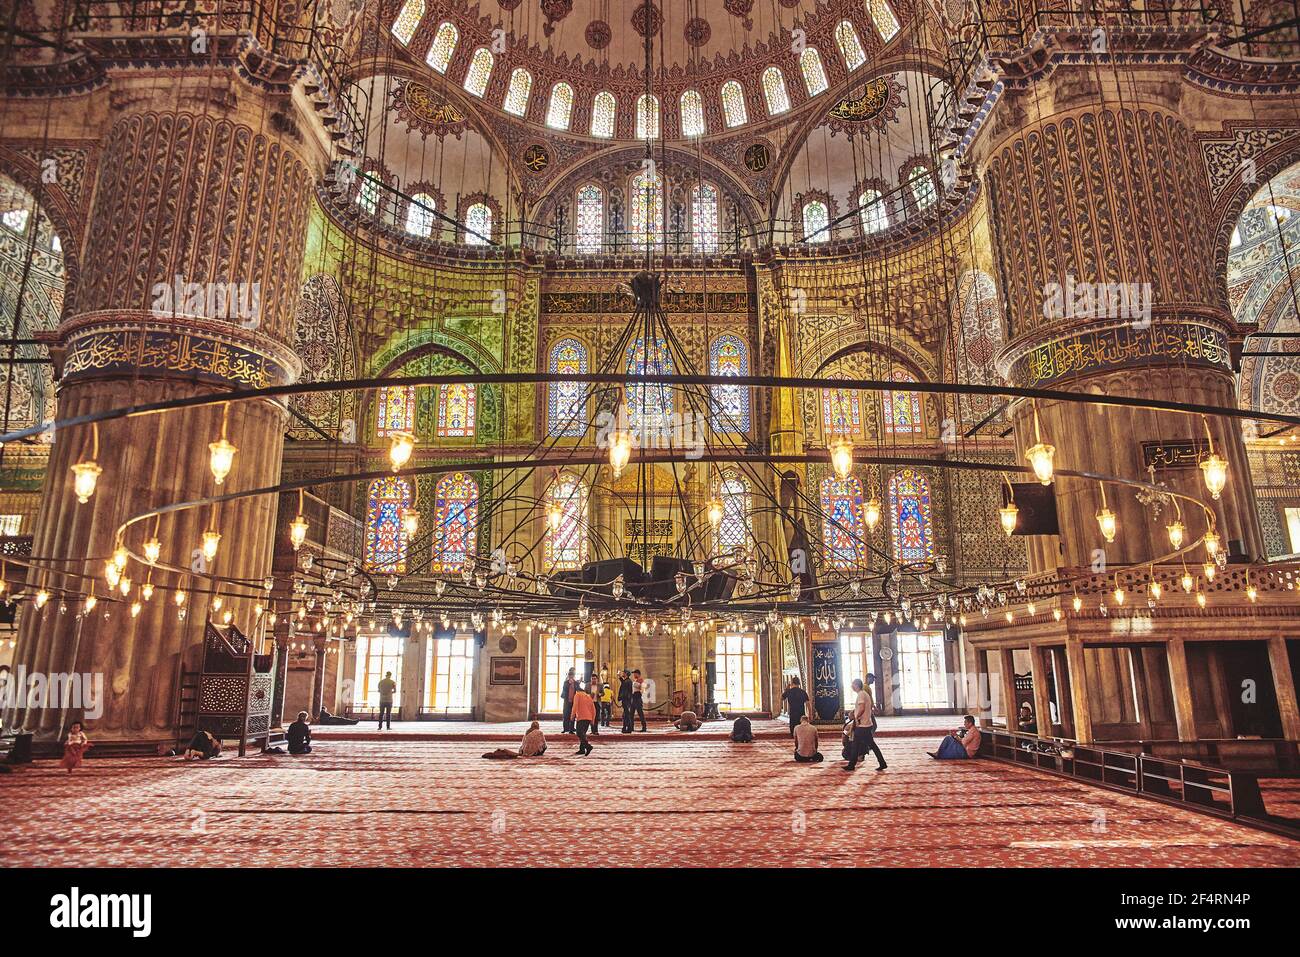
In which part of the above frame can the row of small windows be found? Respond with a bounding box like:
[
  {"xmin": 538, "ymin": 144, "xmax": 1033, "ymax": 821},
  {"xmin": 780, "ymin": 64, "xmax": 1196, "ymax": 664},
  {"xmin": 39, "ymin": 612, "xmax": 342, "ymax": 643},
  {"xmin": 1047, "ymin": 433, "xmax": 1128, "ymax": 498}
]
[
  {"xmin": 573, "ymin": 177, "xmax": 720, "ymax": 253},
  {"xmin": 358, "ymin": 178, "xmax": 495, "ymax": 244},
  {"xmin": 390, "ymin": 6, "xmax": 901, "ymax": 138},
  {"xmin": 376, "ymin": 382, "xmax": 476, "ymax": 438},
  {"xmin": 364, "ymin": 465, "xmax": 927, "ymax": 578},
  {"xmin": 800, "ymin": 167, "xmax": 939, "ymax": 244}
]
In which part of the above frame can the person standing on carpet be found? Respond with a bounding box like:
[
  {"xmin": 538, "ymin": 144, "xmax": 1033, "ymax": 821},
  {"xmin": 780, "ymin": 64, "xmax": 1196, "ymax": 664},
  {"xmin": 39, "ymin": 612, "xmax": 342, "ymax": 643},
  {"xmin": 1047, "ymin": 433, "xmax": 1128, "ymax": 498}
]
[
  {"xmin": 618, "ymin": 669, "xmax": 634, "ymax": 733},
  {"xmin": 793, "ymin": 715, "xmax": 823, "ymax": 763},
  {"xmin": 781, "ymin": 677, "xmax": 810, "ymax": 738},
  {"xmin": 572, "ymin": 682, "xmax": 597, "ymax": 756},
  {"xmin": 588, "ymin": 677, "xmax": 601, "ymax": 736},
  {"xmin": 630, "ymin": 669, "xmax": 648, "ymax": 732},
  {"xmin": 377, "ymin": 671, "xmax": 396, "ymax": 730},
  {"xmin": 561, "ymin": 667, "xmax": 578, "ymax": 734},
  {"xmin": 599, "ymin": 679, "xmax": 614, "ymax": 728},
  {"xmin": 843, "ymin": 677, "xmax": 887, "ymax": 772},
  {"xmin": 60, "ymin": 721, "xmax": 91, "ymax": 771}
]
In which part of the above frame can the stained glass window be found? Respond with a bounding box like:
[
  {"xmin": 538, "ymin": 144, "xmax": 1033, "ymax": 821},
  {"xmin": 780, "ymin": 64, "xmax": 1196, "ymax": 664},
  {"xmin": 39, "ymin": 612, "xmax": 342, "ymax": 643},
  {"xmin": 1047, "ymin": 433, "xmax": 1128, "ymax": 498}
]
[
  {"xmin": 406, "ymin": 192, "xmax": 436, "ymax": 237},
  {"xmin": 883, "ymin": 368, "xmax": 922, "ymax": 434},
  {"xmin": 802, "ymin": 200, "xmax": 830, "ymax": 243},
  {"xmin": 543, "ymin": 473, "xmax": 588, "ymax": 570},
  {"xmin": 692, "ymin": 182, "xmax": 719, "ymax": 253},
  {"xmin": 868, "ymin": 0, "xmax": 901, "ymax": 41},
  {"xmin": 504, "ymin": 68, "xmax": 532, "ymax": 116},
  {"xmin": 721, "ymin": 80, "xmax": 748, "ymax": 127},
  {"xmin": 364, "ymin": 477, "xmax": 413, "ymax": 574},
  {"xmin": 716, "ymin": 472, "xmax": 752, "ymax": 555},
  {"xmin": 547, "ymin": 82, "xmax": 574, "ymax": 130},
  {"xmin": 625, "ymin": 336, "xmax": 674, "ymax": 434},
  {"xmin": 820, "ymin": 476, "xmax": 867, "ymax": 570},
  {"xmin": 591, "ymin": 91, "xmax": 616, "ymax": 138},
  {"xmin": 822, "ymin": 377, "xmax": 863, "ymax": 438},
  {"xmin": 762, "ymin": 66, "xmax": 791, "ymax": 115},
  {"xmin": 859, "ymin": 189, "xmax": 888, "ymax": 233},
  {"xmin": 426, "ymin": 21, "xmax": 458, "ymax": 72},
  {"xmin": 636, "ymin": 93, "xmax": 660, "ymax": 140},
  {"xmin": 680, "ymin": 90, "xmax": 705, "ymax": 137},
  {"xmin": 888, "ymin": 468, "xmax": 933, "ymax": 561},
  {"xmin": 709, "ymin": 334, "xmax": 749, "ymax": 432},
  {"xmin": 548, "ymin": 337, "xmax": 588, "ymax": 436},
  {"xmin": 431, "ymin": 471, "xmax": 478, "ymax": 572},
  {"xmin": 390, "ymin": 0, "xmax": 424, "ymax": 44},
  {"xmin": 629, "ymin": 169, "xmax": 663, "ymax": 249},
  {"xmin": 463, "ymin": 47, "xmax": 493, "ymax": 97},
  {"xmin": 575, "ymin": 185, "xmax": 603, "ymax": 254},
  {"xmin": 464, "ymin": 202, "xmax": 492, "ymax": 245},
  {"xmin": 909, "ymin": 165, "xmax": 936, "ymax": 209},
  {"xmin": 800, "ymin": 47, "xmax": 829, "ymax": 95},
  {"xmin": 376, "ymin": 384, "xmax": 415, "ymax": 436},
  {"xmin": 836, "ymin": 20, "xmax": 867, "ymax": 71},
  {"xmin": 436, "ymin": 382, "xmax": 476, "ymax": 437},
  {"xmin": 356, "ymin": 174, "xmax": 379, "ymax": 215}
]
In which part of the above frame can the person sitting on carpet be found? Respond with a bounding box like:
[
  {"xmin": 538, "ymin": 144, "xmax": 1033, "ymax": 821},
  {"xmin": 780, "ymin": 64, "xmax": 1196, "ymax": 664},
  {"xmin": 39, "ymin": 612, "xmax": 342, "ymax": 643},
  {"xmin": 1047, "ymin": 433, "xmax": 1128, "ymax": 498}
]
[
  {"xmin": 287, "ymin": 712, "xmax": 312, "ymax": 755},
  {"xmin": 60, "ymin": 721, "xmax": 91, "ymax": 772},
  {"xmin": 184, "ymin": 729, "xmax": 221, "ymax": 760},
  {"xmin": 673, "ymin": 710, "xmax": 701, "ymax": 732},
  {"xmin": 519, "ymin": 720, "xmax": 547, "ymax": 757},
  {"xmin": 729, "ymin": 715, "xmax": 753, "ymax": 743},
  {"xmin": 928, "ymin": 715, "xmax": 981, "ymax": 760},
  {"xmin": 793, "ymin": 715, "xmax": 822, "ymax": 763}
]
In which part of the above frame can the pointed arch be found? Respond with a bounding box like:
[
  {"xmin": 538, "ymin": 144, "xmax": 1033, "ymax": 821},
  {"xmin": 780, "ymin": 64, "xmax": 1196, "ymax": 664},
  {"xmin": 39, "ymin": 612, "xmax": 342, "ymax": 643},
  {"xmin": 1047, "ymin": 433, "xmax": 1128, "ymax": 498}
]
[
  {"xmin": 709, "ymin": 333, "xmax": 749, "ymax": 432},
  {"xmin": 820, "ymin": 476, "xmax": 867, "ymax": 570},
  {"xmin": 365, "ymin": 477, "xmax": 413, "ymax": 573},
  {"xmin": 882, "ymin": 368, "xmax": 922, "ymax": 434},
  {"xmin": 544, "ymin": 473, "xmax": 589, "ymax": 570},
  {"xmin": 548, "ymin": 337, "xmax": 589, "ymax": 436},
  {"xmin": 436, "ymin": 382, "xmax": 476, "ymax": 437},
  {"xmin": 715, "ymin": 470, "xmax": 752, "ymax": 555},
  {"xmin": 431, "ymin": 472, "xmax": 479, "ymax": 572},
  {"xmin": 680, "ymin": 89, "xmax": 706, "ymax": 137},
  {"xmin": 821, "ymin": 374, "xmax": 864, "ymax": 440},
  {"xmin": 888, "ymin": 468, "xmax": 933, "ymax": 561},
  {"xmin": 376, "ymin": 384, "xmax": 416, "ymax": 436},
  {"xmin": 504, "ymin": 67, "xmax": 533, "ymax": 116},
  {"xmin": 629, "ymin": 168, "xmax": 663, "ymax": 248},
  {"xmin": 800, "ymin": 47, "xmax": 829, "ymax": 96},
  {"xmin": 625, "ymin": 336, "xmax": 673, "ymax": 433},
  {"xmin": 636, "ymin": 93, "xmax": 660, "ymax": 140},
  {"xmin": 692, "ymin": 182, "xmax": 719, "ymax": 252},
  {"xmin": 575, "ymin": 184, "xmax": 603, "ymax": 254}
]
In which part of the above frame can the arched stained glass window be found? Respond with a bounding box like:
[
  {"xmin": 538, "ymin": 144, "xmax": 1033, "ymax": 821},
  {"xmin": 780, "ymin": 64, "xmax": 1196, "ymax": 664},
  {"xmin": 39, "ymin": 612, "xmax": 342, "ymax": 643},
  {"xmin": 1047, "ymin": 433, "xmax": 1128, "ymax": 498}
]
[
  {"xmin": 636, "ymin": 93, "xmax": 660, "ymax": 140},
  {"xmin": 625, "ymin": 336, "xmax": 674, "ymax": 434},
  {"xmin": 463, "ymin": 47, "xmax": 494, "ymax": 97},
  {"xmin": 721, "ymin": 80, "xmax": 748, "ymax": 127},
  {"xmin": 547, "ymin": 82, "xmax": 574, "ymax": 130},
  {"xmin": 836, "ymin": 20, "xmax": 867, "ymax": 71},
  {"xmin": 548, "ymin": 337, "xmax": 588, "ymax": 436},
  {"xmin": 692, "ymin": 182, "xmax": 719, "ymax": 253},
  {"xmin": 802, "ymin": 200, "xmax": 830, "ymax": 243},
  {"xmin": 390, "ymin": 0, "xmax": 424, "ymax": 44},
  {"xmin": 544, "ymin": 473, "xmax": 588, "ymax": 570},
  {"xmin": 868, "ymin": 0, "xmax": 901, "ymax": 41},
  {"xmin": 709, "ymin": 334, "xmax": 749, "ymax": 432},
  {"xmin": 859, "ymin": 189, "xmax": 888, "ymax": 233},
  {"xmin": 882, "ymin": 369, "xmax": 922, "ymax": 434},
  {"xmin": 575, "ymin": 184, "xmax": 603, "ymax": 254},
  {"xmin": 800, "ymin": 47, "xmax": 829, "ymax": 95},
  {"xmin": 821, "ymin": 376, "xmax": 863, "ymax": 438},
  {"xmin": 888, "ymin": 468, "xmax": 933, "ymax": 561},
  {"xmin": 504, "ymin": 68, "xmax": 532, "ymax": 116},
  {"xmin": 680, "ymin": 90, "xmax": 706, "ymax": 137},
  {"xmin": 716, "ymin": 471, "xmax": 752, "ymax": 555},
  {"xmin": 909, "ymin": 165, "xmax": 937, "ymax": 209},
  {"xmin": 364, "ymin": 477, "xmax": 413, "ymax": 573},
  {"xmin": 376, "ymin": 384, "xmax": 416, "ymax": 436},
  {"xmin": 426, "ymin": 21, "xmax": 458, "ymax": 72},
  {"xmin": 464, "ymin": 202, "xmax": 492, "ymax": 245},
  {"xmin": 591, "ymin": 91, "xmax": 616, "ymax": 138},
  {"xmin": 436, "ymin": 383, "xmax": 476, "ymax": 437},
  {"xmin": 431, "ymin": 472, "xmax": 478, "ymax": 572},
  {"xmin": 762, "ymin": 66, "xmax": 791, "ymax": 115},
  {"xmin": 629, "ymin": 170, "xmax": 663, "ymax": 249},
  {"xmin": 820, "ymin": 476, "xmax": 867, "ymax": 570},
  {"xmin": 406, "ymin": 193, "xmax": 436, "ymax": 237},
  {"xmin": 356, "ymin": 174, "xmax": 380, "ymax": 215}
]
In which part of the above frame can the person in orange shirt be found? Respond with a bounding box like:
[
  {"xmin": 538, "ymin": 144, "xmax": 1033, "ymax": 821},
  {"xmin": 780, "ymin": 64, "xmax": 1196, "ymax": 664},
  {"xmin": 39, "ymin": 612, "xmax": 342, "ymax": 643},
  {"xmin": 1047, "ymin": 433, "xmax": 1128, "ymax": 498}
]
[{"xmin": 571, "ymin": 682, "xmax": 597, "ymax": 756}]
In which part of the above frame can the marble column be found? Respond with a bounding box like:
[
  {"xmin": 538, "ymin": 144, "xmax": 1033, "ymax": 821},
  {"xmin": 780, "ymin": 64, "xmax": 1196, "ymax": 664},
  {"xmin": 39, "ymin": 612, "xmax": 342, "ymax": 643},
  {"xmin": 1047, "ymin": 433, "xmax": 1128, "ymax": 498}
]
[{"xmin": 6, "ymin": 82, "xmax": 320, "ymax": 744}]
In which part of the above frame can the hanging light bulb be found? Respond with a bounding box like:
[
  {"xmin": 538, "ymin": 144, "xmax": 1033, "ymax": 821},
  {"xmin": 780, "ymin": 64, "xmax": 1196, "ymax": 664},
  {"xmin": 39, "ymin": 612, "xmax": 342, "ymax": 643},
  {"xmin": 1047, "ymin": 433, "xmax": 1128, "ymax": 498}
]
[
  {"xmin": 1196, "ymin": 590, "xmax": 1207, "ymax": 609},
  {"xmin": 35, "ymin": 588, "xmax": 49, "ymax": 609},
  {"xmin": 222, "ymin": 609, "xmax": 233, "ymax": 625},
  {"xmin": 141, "ymin": 582, "xmax": 154, "ymax": 602},
  {"xmin": 1203, "ymin": 562, "xmax": 1216, "ymax": 582},
  {"xmin": 706, "ymin": 497, "xmax": 724, "ymax": 529},
  {"xmin": 201, "ymin": 529, "xmax": 221, "ymax": 563},
  {"xmin": 1200, "ymin": 452, "xmax": 1227, "ymax": 500},
  {"xmin": 1026, "ymin": 601, "xmax": 1036, "ymax": 616},
  {"xmin": 999, "ymin": 502, "xmax": 1019, "ymax": 538},
  {"xmin": 104, "ymin": 561, "xmax": 120, "ymax": 589},
  {"xmin": 1150, "ymin": 580, "xmax": 1162, "ymax": 601},
  {"xmin": 1024, "ymin": 402, "xmax": 1055, "ymax": 485},
  {"xmin": 1052, "ymin": 607, "xmax": 1062, "ymax": 622},
  {"xmin": 130, "ymin": 601, "xmax": 142, "ymax": 618},
  {"xmin": 1113, "ymin": 583, "xmax": 1125, "ymax": 606},
  {"xmin": 1203, "ymin": 530, "xmax": 1220, "ymax": 559},
  {"xmin": 388, "ymin": 431, "xmax": 415, "ymax": 471},
  {"xmin": 401, "ymin": 508, "xmax": 420, "ymax": 537},
  {"xmin": 1247, "ymin": 580, "xmax": 1258, "ymax": 602},
  {"xmin": 175, "ymin": 588, "xmax": 187, "ymax": 606},
  {"xmin": 608, "ymin": 431, "xmax": 632, "ymax": 477},
  {"xmin": 1095, "ymin": 482, "xmax": 1117, "ymax": 543},
  {"xmin": 1072, "ymin": 594, "xmax": 1083, "ymax": 613},
  {"xmin": 84, "ymin": 593, "xmax": 98, "ymax": 612},
  {"xmin": 864, "ymin": 496, "xmax": 882, "ymax": 532},
  {"xmin": 143, "ymin": 537, "xmax": 162, "ymax": 564},
  {"xmin": 546, "ymin": 500, "xmax": 564, "ymax": 532},
  {"xmin": 289, "ymin": 513, "xmax": 309, "ymax": 551},
  {"xmin": 828, "ymin": 436, "xmax": 854, "ymax": 479},
  {"xmin": 1181, "ymin": 571, "xmax": 1194, "ymax": 593},
  {"xmin": 119, "ymin": 576, "xmax": 131, "ymax": 597},
  {"xmin": 1166, "ymin": 521, "xmax": 1185, "ymax": 550},
  {"xmin": 212, "ymin": 595, "xmax": 224, "ymax": 612},
  {"xmin": 112, "ymin": 545, "xmax": 129, "ymax": 571},
  {"xmin": 70, "ymin": 460, "xmax": 102, "ymax": 504},
  {"xmin": 208, "ymin": 437, "xmax": 238, "ymax": 485}
]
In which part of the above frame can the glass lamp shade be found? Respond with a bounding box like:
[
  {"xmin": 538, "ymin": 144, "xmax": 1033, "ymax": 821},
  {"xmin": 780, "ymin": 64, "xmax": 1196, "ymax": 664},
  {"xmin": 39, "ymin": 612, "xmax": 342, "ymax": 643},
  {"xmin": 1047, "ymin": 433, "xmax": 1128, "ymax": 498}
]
[
  {"xmin": 706, "ymin": 498, "xmax": 724, "ymax": 528},
  {"xmin": 208, "ymin": 437, "xmax": 238, "ymax": 485},
  {"xmin": 1200, "ymin": 453, "xmax": 1227, "ymax": 500},
  {"xmin": 828, "ymin": 437, "xmax": 854, "ymax": 479},
  {"xmin": 201, "ymin": 530, "xmax": 221, "ymax": 563},
  {"xmin": 864, "ymin": 497, "xmax": 882, "ymax": 531},
  {"xmin": 289, "ymin": 514, "xmax": 309, "ymax": 551},
  {"xmin": 1166, "ymin": 521, "xmax": 1185, "ymax": 550},
  {"xmin": 401, "ymin": 509, "xmax": 420, "ymax": 537},
  {"xmin": 71, "ymin": 461, "xmax": 102, "ymax": 504},
  {"xmin": 608, "ymin": 432, "xmax": 632, "ymax": 477},
  {"xmin": 999, "ymin": 503, "xmax": 1019, "ymax": 537},
  {"xmin": 1095, "ymin": 507, "xmax": 1117, "ymax": 543},
  {"xmin": 1024, "ymin": 441, "xmax": 1055, "ymax": 485},
  {"xmin": 1203, "ymin": 530, "xmax": 1220, "ymax": 558},
  {"xmin": 388, "ymin": 431, "xmax": 416, "ymax": 471},
  {"xmin": 143, "ymin": 538, "xmax": 162, "ymax": 564}
]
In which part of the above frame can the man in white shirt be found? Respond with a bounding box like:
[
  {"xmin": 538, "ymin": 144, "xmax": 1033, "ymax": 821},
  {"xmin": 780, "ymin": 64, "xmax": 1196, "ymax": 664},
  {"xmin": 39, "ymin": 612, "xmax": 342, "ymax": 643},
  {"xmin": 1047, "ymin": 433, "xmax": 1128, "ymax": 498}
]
[
  {"xmin": 843, "ymin": 676, "xmax": 887, "ymax": 772},
  {"xmin": 630, "ymin": 669, "xmax": 647, "ymax": 732}
]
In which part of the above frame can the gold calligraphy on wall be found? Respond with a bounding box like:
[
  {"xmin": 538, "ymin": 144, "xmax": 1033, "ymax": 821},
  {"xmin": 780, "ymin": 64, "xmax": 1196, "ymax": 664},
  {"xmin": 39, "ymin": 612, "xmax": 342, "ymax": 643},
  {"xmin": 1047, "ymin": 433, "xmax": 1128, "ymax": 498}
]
[
  {"xmin": 1010, "ymin": 322, "xmax": 1231, "ymax": 388},
  {"xmin": 62, "ymin": 327, "xmax": 294, "ymax": 388}
]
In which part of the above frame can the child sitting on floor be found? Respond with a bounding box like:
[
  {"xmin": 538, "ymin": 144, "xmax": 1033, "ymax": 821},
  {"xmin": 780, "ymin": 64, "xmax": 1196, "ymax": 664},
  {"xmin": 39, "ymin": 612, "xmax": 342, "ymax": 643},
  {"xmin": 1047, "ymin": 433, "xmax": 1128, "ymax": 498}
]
[{"xmin": 60, "ymin": 721, "xmax": 91, "ymax": 772}]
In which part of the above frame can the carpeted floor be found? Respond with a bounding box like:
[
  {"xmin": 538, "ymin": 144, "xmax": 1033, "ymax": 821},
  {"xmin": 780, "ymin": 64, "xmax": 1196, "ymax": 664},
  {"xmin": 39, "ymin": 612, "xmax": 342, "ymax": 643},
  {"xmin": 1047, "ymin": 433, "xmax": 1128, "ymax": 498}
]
[{"xmin": 4, "ymin": 736, "xmax": 1298, "ymax": 868}]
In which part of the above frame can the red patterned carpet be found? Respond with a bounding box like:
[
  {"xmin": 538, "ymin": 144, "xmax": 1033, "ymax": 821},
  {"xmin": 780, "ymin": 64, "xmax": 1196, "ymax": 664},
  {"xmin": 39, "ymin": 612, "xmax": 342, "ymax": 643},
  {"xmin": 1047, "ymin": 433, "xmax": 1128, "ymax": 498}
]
[{"xmin": 4, "ymin": 737, "xmax": 1299, "ymax": 868}]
